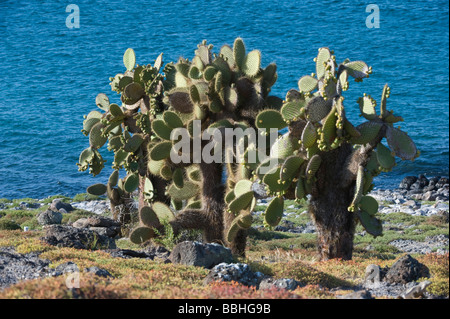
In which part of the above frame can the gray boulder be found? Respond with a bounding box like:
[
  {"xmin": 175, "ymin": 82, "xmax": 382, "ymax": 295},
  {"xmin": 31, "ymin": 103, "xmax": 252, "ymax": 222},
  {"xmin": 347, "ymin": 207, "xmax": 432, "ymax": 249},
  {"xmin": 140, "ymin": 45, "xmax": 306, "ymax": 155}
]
[
  {"xmin": 37, "ymin": 209, "xmax": 63, "ymax": 225},
  {"xmin": 203, "ymin": 263, "xmax": 265, "ymax": 288},
  {"xmin": 84, "ymin": 266, "xmax": 113, "ymax": 278},
  {"xmin": 41, "ymin": 225, "xmax": 116, "ymax": 250},
  {"xmin": 259, "ymin": 277, "xmax": 299, "ymax": 290},
  {"xmin": 50, "ymin": 199, "xmax": 74, "ymax": 212},
  {"xmin": 170, "ymin": 241, "xmax": 233, "ymax": 269}
]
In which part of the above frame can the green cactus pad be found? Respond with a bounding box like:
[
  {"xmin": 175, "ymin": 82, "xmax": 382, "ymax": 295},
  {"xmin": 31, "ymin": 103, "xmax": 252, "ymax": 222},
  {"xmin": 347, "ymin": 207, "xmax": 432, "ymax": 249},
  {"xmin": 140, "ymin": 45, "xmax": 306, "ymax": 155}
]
[
  {"xmin": 295, "ymin": 176, "xmax": 306, "ymax": 200},
  {"xmin": 78, "ymin": 147, "xmax": 95, "ymax": 167},
  {"xmin": 234, "ymin": 179, "xmax": 253, "ymax": 197},
  {"xmin": 151, "ymin": 119, "xmax": 173, "ymax": 141},
  {"xmin": 143, "ymin": 177, "xmax": 154, "ymax": 201},
  {"xmin": 123, "ymin": 48, "xmax": 136, "ymax": 71},
  {"xmin": 305, "ymin": 154, "xmax": 321, "ymax": 180},
  {"xmin": 255, "ymin": 110, "xmax": 286, "ymax": 131},
  {"xmin": 109, "ymin": 103, "xmax": 123, "ymax": 117},
  {"xmin": 242, "ymin": 50, "xmax": 261, "ymax": 77},
  {"xmin": 95, "ymin": 93, "xmax": 110, "ymax": 112},
  {"xmin": 263, "ymin": 63, "xmax": 278, "ymax": 88},
  {"xmin": 344, "ymin": 60, "xmax": 369, "ymax": 79},
  {"xmin": 203, "ymin": 66, "xmax": 218, "ymax": 82},
  {"xmin": 226, "ymin": 218, "xmax": 241, "ymax": 243},
  {"xmin": 149, "ymin": 141, "xmax": 173, "ymax": 161},
  {"xmin": 129, "ymin": 226, "xmax": 155, "ymax": 244},
  {"xmin": 124, "ymin": 173, "xmax": 140, "ymax": 193},
  {"xmin": 220, "ymin": 45, "xmax": 235, "ymax": 67},
  {"xmin": 271, "ymin": 133, "xmax": 299, "ymax": 160},
  {"xmin": 228, "ymin": 191, "xmax": 254, "ymax": 214},
  {"xmin": 123, "ymin": 82, "xmax": 145, "ymax": 105},
  {"xmin": 298, "ymin": 75, "xmax": 318, "ymax": 93},
  {"xmin": 139, "ymin": 206, "xmax": 160, "ymax": 228},
  {"xmin": 264, "ymin": 196, "xmax": 284, "ymax": 227},
  {"xmin": 152, "ymin": 202, "xmax": 175, "ymax": 222},
  {"xmin": 338, "ymin": 69, "xmax": 349, "ymax": 91},
  {"xmin": 358, "ymin": 195, "xmax": 379, "ymax": 216},
  {"xmin": 89, "ymin": 122, "xmax": 107, "ymax": 149},
  {"xmin": 380, "ymin": 84, "xmax": 390, "ymax": 118},
  {"xmin": 301, "ymin": 121, "xmax": 317, "ymax": 148},
  {"xmin": 358, "ymin": 95, "xmax": 377, "ymax": 120},
  {"xmin": 147, "ymin": 159, "xmax": 165, "ymax": 176},
  {"xmin": 123, "ymin": 133, "xmax": 144, "ymax": 153},
  {"xmin": 236, "ymin": 213, "xmax": 253, "ymax": 229},
  {"xmin": 163, "ymin": 111, "xmax": 184, "ymax": 129},
  {"xmin": 159, "ymin": 165, "xmax": 172, "ymax": 180},
  {"xmin": 82, "ymin": 118, "xmax": 101, "ymax": 137},
  {"xmin": 233, "ymin": 38, "xmax": 246, "ymax": 70},
  {"xmin": 376, "ymin": 142, "xmax": 396, "ymax": 170},
  {"xmin": 315, "ymin": 48, "xmax": 331, "ymax": 79},
  {"xmin": 113, "ymin": 149, "xmax": 129, "ymax": 168},
  {"xmin": 280, "ymin": 100, "xmax": 305, "ymax": 121},
  {"xmin": 172, "ymin": 167, "xmax": 184, "ymax": 189},
  {"xmin": 108, "ymin": 170, "xmax": 119, "ymax": 187},
  {"xmin": 167, "ymin": 88, "xmax": 194, "ymax": 113},
  {"xmin": 280, "ymin": 156, "xmax": 304, "ymax": 182},
  {"xmin": 385, "ymin": 126, "xmax": 418, "ymax": 160},
  {"xmin": 304, "ymin": 96, "xmax": 332, "ymax": 123},
  {"xmin": 186, "ymin": 200, "xmax": 202, "ymax": 209},
  {"xmin": 225, "ymin": 190, "xmax": 236, "ymax": 204},
  {"xmin": 190, "ymin": 82, "xmax": 209, "ymax": 104},
  {"xmin": 349, "ymin": 121, "xmax": 383, "ymax": 145},
  {"xmin": 343, "ymin": 119, "xmax": 361, "ymax": 138},
  {"xmin": 321, "ymin": 106, "xmax": 337, "ymax": 146},
  {"xmin": 262, "ymin": 166, "xmax": 289, "ymax": 193},
  {"xmin": 349, "ymin": 165, "xmax": 364, "ymax": 212},
  {"xmin": 357, "ymin": 210, "xmax": 382, "ymax": 237},
  {"xmin": 167, "ymin": 180, "xmax": 199, "ymax": 200},
  {"xmin": 107, "ymin": 135, "xmax": 122, "ymax": 152},
  {"xmin": 86, "ymin": 183, "xmax": 107, "ymax": 196}
]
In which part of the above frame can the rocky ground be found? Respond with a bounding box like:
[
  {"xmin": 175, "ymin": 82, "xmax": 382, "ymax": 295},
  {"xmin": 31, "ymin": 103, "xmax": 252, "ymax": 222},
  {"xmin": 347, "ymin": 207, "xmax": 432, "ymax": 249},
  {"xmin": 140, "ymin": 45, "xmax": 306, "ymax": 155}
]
[{"xmin": 0, "ymin": 174, "xmax": 448, "ymax": 299}]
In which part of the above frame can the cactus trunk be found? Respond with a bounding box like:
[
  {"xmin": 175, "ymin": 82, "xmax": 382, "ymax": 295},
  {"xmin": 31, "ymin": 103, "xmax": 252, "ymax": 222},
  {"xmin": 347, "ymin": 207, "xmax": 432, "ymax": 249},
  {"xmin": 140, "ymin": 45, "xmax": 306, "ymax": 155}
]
[{"xmin": 309, "ymin": 144, "xmax": 356, "ymax": 260}]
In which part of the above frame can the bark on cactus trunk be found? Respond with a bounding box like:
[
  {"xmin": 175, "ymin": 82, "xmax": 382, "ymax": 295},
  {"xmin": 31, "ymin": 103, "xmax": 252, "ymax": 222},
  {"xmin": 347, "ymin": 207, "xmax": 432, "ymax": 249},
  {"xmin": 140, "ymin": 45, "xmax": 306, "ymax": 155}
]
[{"xmin": 308, "ymin": 144, "xmax": 356, "ymax": 260}]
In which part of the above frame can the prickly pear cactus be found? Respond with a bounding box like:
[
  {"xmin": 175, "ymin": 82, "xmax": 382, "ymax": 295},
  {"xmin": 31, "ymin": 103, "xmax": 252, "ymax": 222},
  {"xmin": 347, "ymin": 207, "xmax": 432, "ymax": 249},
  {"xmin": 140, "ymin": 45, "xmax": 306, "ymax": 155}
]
[{"xmin": 241, "ymin": 48, "xmax": 419, "ymax": 259}]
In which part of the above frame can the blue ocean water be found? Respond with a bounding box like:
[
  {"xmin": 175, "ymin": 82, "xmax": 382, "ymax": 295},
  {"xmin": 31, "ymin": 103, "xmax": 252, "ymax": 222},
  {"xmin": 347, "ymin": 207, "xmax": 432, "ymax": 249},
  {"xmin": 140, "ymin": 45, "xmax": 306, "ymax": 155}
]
[{"xmin": 0, "ymin": 0, "xmax": 448, "ymax": 199}]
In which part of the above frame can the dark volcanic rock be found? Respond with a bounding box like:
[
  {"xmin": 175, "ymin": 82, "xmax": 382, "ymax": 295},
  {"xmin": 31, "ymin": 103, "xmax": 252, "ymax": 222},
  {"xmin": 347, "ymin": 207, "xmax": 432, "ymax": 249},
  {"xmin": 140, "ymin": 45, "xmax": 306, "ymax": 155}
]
[
  {"xmin": 170, "ymin": 241, "xmax": 233, "ymax": 269},
  {"xmin": 0, "ymin": 247, "xmax": 53, "ymax": 290},
  {"xmin": 385, "ymin": 254, "xmax": 430, "ymax": 284},
  {"xmin": 41, "ymin": 225, "xmax": 116, "ymax": 250}
]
